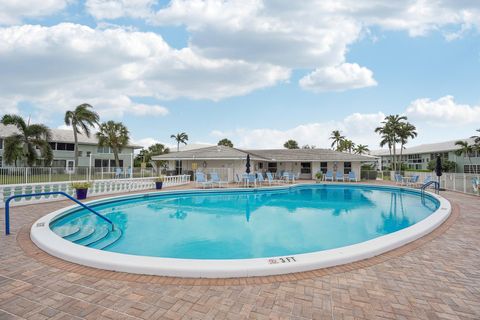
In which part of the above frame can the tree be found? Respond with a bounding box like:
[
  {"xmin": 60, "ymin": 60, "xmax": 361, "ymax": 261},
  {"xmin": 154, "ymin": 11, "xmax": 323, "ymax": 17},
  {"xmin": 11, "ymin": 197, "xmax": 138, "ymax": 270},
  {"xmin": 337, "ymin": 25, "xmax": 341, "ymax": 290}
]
[
  {"xmin": 397, "ymin": 122, "xmax": 417, "ymax": 169},
  {"xmin": 302, "ymin": 144, "xmax": 316, "ymax": 149},
  {"xmin": 170, "ymin": 132, "xmax": 188, "ymax": 151},
  {"xmin": 339, "ymin": 139, "xmax": 355, "ymax": 153},
  {"xmin": 135, "ymin": 143, "xmax": 170, "ymax": 171},
  {"xmin": 1, "ymin": 114, "xmax": 53, "ymax": 166},
  {"xmin": 375, "ymin": 115, "xmax": 407, "ymax": 172},
  {"xmin": 329, "ymin": 130, "xmax": 345, "ymax": 150},
  {"xmin": 283, "ymin": 139, "xmax": 299, "ymax": 149},
  {"xmin": 64, "ymin": 103, "xmax": 99, "ymax": 167},
  {"xmin": 96, "ymin": 121, "xmax": 129, "ymax": 168},
  {"xmin": 454, "ymin": 140, "xmax": 476, "ymax": 174},
  {"xmin": 471, "ymin": 129, "xmax": 480, "ymax": 145},
  {"xmin": 217, "ymin": 138, "xmax": 233, "ymax": 147},
  {"xmin": 354, "ymin": 144, "xmax": 370, "ymax": 155},
  {"xmin": 427, "ymin": 159, "xmax": 456, "ymax": 172}
]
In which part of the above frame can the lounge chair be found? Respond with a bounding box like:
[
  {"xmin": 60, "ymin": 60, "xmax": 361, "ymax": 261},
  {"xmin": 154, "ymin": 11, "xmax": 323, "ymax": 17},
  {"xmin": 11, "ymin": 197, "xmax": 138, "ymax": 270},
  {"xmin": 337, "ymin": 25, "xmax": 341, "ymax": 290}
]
[
  {"xmin": 324, "ymin": 170, "xmax": 334, "ymax": 182},
  {"xmin": 234, "ymin": 173, "xmax": 242, "ymax": 185},
  {"xmin": 195, "ymin": 172, "xmax": 212, "ymax": 188},
  {"xmin": 407, "ymin": 175, "xmax": 419, "ymax": 187},
  {"xmin": 394, "ymin": 174, "xmax": 403, "ymax": 185},
  {"xmin": 243, "ymin": 173, "xmax": 256, "ymax": 187},
  {"xmin": 348, "ymin": 171, "xmax": 357, "ymax": 182},
  {"xmin": 335, "ymin": 171, "xmax": 344, "ymax": 182},
  {"xmin": 266, "ymin": 172, "xmax": 280, "ymax": 185},
  {"xmin": 256, "ymin": 172, "xmax": 265, "ymax": 186},
  {"xmin": 472, "ymin": 177, "xmax": 479, "ymax": 193},
  {"xmin": 210, "ymin": 172, "xmax": 227, "ymax": 188}
]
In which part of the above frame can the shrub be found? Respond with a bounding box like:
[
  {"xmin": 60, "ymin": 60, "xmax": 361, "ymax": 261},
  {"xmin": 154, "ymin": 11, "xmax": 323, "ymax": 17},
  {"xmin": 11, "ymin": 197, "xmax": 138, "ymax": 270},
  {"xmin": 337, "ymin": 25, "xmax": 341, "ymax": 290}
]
[{"xmin": 71, "ymin": 182, "xmax": 92, "ymax": 189}]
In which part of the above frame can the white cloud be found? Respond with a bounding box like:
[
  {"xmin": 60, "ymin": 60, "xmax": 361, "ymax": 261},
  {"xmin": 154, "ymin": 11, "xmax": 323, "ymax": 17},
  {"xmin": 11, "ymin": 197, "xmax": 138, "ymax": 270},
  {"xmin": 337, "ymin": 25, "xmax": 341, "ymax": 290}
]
[
  {"xmin": 211, "ymin": 112, "xmax": 385, "ymax": 149},
  {"xmin": 0, "ymin": 0, "xmax": 69, "ymax": 25},
  {"xmin": 131, "ymin": 137, "xmax": 162, "ymax": 149},
  {"xmin": 86, "ymin": 0, "xmax": 155, "ymax": 20},
  {"xmin": 0, "ymin": 23, "xmax": 289, "ymax": 123},
  {"xmin": 406, "ymin": 95, "xmax": 480, "ymax": 125},
  {"xmin": 299, "ymin": 63, "xmax": 377, "ymax": 92}
]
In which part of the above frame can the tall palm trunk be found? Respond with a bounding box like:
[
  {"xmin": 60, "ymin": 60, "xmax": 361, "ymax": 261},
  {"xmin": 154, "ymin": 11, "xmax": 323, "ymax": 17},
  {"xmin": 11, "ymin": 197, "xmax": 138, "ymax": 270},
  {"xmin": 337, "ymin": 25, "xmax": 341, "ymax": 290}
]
[
  {"xmin": 73, "ymin": 125, "xmax": 79, "ymax": 167},
  {"xmin": 114, "ymin": 147, "xmax": 120, "ymax": 168}
]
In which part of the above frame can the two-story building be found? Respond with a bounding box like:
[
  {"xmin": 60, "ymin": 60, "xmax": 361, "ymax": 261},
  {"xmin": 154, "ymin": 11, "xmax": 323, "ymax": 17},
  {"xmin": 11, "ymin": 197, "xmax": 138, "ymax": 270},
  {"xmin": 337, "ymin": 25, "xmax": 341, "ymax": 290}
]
[
  {"xmin": 0, "ymin": 124, "xmax": 141, "ymax": 169},
  {"xmin": 371, "ymin": 138, "xmax": 480, "ymax": 173}
]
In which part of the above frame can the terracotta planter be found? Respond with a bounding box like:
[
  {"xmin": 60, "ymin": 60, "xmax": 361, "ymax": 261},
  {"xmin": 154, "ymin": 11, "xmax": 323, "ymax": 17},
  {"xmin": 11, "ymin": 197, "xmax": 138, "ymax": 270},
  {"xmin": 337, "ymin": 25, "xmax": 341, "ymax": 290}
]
[{"xmin": 76, "ymin": 188, "xmax": 88, "ymax": 200}]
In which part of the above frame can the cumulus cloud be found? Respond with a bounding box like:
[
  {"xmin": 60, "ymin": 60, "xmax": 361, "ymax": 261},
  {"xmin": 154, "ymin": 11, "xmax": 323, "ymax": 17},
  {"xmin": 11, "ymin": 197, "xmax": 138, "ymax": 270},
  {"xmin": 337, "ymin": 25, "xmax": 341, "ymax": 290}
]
[
  {"xmin": 406, "ymin": 95, "xmax": 480, "ymax": 125},
  {"xmin": 299, "ymin": 63, "xmax": 377, "ymax": 92},
  {"xmin": 211, "ymin": 112, "xmax": 385, "ymax": 149},
  {"xmin": 0, "ymin": 23, "xmax": 289, "ymax": 123},
  {"xmin": 0, "ymin": 0, "xmax": 69, "ymax": 25},
  {"xmin": 86, "ymin": 0, "xmax": 155, "ymax": 20}
]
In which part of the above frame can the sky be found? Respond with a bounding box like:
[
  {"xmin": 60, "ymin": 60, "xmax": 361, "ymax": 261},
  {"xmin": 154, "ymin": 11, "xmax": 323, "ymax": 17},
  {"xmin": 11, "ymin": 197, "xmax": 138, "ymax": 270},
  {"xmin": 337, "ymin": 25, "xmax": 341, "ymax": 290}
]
[{"xmin": 0, "ymin": 0, "xmax": 479, "ymax": 151}]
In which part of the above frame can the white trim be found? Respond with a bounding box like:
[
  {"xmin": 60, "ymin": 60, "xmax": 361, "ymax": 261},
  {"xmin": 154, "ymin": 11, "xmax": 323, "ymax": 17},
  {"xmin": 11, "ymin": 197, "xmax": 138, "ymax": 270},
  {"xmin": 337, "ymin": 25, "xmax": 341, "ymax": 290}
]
[{"xmin": 31, "ymin": 184, "xmax": 451, "ymax": 278}]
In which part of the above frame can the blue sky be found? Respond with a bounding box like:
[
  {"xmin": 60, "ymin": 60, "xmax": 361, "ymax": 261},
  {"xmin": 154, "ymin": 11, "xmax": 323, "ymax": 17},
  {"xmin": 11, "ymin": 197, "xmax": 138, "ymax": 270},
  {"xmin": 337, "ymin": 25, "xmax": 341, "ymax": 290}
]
[{"xmin": 1, "ymin": 1, "xmax": 479, "ymax": 150}]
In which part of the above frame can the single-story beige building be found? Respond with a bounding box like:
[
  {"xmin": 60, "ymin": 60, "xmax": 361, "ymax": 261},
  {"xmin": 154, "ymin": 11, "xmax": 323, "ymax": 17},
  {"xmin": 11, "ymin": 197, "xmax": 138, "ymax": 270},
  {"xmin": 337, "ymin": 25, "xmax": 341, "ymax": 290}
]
[{"xmin": 152, "ymin": 146, "xmax": 377, "ymax": 181}]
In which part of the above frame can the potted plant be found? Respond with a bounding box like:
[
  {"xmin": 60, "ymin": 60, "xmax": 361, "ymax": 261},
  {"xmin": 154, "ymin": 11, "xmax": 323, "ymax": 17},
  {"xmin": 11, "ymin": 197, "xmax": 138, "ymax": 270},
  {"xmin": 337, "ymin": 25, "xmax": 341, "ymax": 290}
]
[
  {"xmin": 71, "ymin": 182, "xmax": 92, "ymax": 200},
  {"xmin": 315, "ymin": 172, "xmax": 323, "ymax": 182},
  {"xmin": 155, "ymin": 176, "xmax": 165, "ymax": 190}
]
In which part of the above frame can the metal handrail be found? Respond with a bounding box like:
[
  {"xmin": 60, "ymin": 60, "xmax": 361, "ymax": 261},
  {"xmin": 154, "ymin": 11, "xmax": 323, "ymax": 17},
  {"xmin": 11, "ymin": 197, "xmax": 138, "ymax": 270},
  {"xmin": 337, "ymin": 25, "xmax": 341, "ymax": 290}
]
[
  {"xmin": 4, "ymin": 191, "xmax": 114, "ymax": 235},
  {"xmin": 421, "ymin": 181, "xmax": 440, "ymax": 194}
]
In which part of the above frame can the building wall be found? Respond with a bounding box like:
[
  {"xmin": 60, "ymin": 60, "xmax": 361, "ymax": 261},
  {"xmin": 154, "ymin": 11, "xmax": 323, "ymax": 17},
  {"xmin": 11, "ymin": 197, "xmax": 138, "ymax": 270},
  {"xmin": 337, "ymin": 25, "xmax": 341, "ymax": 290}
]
[
  {"xmin": 0, "ymin": 140, "xmax": 135, "ymax": 168},
  {"xmin": 378, "ymin": 150, "xmax": 480, "ymax": 173}
]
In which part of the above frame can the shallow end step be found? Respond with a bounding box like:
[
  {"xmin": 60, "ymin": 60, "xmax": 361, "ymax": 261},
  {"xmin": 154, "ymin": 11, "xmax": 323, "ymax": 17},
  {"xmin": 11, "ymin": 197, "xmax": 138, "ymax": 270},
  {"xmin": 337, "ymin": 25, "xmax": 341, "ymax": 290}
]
[
  {"xmin": 52, "ymin": 226, "xmax": 80, "ymax": 238},
  {"xmin": 65, "ymin": 226, "xmax": 95, "ymax": 242},
  {"xmin": 88, "ymin": 228, "xmax": 122, "ymax": 250}
]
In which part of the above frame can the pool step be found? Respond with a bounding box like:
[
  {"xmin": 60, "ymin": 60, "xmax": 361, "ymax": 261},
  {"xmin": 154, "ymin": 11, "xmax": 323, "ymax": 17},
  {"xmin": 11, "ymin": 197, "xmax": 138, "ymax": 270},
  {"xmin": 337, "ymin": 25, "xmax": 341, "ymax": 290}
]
[
  {"xmin": 88, "ymin": 228, "xmax": 122, "ymax": 250},
  {"xmin": 53, "ymin": 225, "xmax": 80, "ymax": 238},
  {"xmin": 75, "ymin": 226, "xmax": 109, "ymax": 246},
  {"xmin": 64, "ymin": 225, "xmax": 95, "ymax": 242}
]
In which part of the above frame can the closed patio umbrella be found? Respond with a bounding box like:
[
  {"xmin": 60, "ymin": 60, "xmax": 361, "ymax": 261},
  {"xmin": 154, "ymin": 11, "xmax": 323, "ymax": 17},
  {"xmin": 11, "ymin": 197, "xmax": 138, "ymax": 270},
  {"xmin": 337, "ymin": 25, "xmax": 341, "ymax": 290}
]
[
  {"xmin": 435, "ymin": 154, "xmax": 442, "ymax": 188},
  {"xmin": 246, "ymin": 154, "xmax": 251, "ymax": 174}
]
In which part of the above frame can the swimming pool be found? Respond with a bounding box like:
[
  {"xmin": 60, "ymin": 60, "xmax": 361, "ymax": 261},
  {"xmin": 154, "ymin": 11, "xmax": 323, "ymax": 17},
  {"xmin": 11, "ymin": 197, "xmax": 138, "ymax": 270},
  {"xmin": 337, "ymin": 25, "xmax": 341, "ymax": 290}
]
[{"xmin": 31, "ymin": 184, "xmax": 451, "ymax": 278}]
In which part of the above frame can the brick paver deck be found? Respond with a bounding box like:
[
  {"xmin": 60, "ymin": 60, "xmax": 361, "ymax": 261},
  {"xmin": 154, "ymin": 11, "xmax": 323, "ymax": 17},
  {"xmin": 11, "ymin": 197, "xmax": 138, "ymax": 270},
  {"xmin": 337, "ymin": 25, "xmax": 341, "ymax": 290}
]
[{"xmin": 0, "ymin": 183, "xmax": 479, "ymax": 319}]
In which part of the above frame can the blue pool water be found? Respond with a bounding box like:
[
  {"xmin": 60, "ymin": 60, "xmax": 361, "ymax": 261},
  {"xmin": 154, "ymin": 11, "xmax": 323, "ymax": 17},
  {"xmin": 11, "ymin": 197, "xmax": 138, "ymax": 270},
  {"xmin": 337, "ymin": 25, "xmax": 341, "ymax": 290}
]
[{"xmin": 51, "ymin": 185, "xmax": 440, "ymax": 259}]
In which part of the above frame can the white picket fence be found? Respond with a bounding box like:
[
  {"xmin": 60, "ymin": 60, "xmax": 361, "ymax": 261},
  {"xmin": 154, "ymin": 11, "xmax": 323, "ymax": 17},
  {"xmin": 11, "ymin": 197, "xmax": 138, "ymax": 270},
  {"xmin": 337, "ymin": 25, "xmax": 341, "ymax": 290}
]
[
  {"xmin": 390, "ymin": 171, "xmax": 480, "ymax": 196},
  {"xmin": 0, "ymin": 166, "xmax": 157, "ymax": 185},
  {"xmin": 0, "ymin": 175, "xmax": 191, "ymax": 208}
]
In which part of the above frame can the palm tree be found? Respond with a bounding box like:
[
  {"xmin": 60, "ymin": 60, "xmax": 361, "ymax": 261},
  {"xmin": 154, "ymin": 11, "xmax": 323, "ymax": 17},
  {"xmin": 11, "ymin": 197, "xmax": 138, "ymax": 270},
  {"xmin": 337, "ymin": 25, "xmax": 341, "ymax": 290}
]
[
  {"xmin": 217, "ymin": 138, "xmax": 233, "ymax": 147},
  {"xmin": 339, "ymin": 139, "xmax": 355, "ymax": 153},
  {"xmin": 375, "ymin": 115, "xmax": 407, "ymax": 172},
  {"xmin": 455, "ymin": 140, "xmax": 476, "ymax": 174},
  {"xmin": 96, "ymin": 121, "xmax": 130, "ymax": 168},
  {"xmin": 170, "ymin": 132, "xmax": 189, "ymax": 151},
  {"xmin": 471, "ymin": 129, "xmax": 480, "ymax": 145},
  {"xmin": 354, "ymin": 144, "xmax": 370, "ymax": 155},
  {"xmin": 330, "ymin": 130, "xmax": 345, "ymax": 150},
  {"xmin": 283, "ymin": 139, "xmax": 299, "ymax": 149},
  {"xmin": 1, "ymin": 114, "xmax": 53, "ymax": 166},
  {"xmin": 397, "ymin": 122, "xmax": 417, "ymax": 169},
  {"xmin": 64, "ymin": 103, "xmax": 99, "ymax": 167}
]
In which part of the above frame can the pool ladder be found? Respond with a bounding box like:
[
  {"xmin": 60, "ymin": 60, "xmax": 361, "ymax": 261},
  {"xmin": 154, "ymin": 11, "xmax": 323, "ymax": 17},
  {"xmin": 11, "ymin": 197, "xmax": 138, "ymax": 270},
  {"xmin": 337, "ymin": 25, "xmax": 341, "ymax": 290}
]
[{"xmin": 421, "ymin": 181, "xmax": 440, "ymax": 195}]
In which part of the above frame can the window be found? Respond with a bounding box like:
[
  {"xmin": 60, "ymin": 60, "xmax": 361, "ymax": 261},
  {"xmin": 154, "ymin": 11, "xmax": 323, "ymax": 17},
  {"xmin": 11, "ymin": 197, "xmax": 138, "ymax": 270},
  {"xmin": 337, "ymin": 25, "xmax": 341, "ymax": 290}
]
[
  {"xmin": 175, "ymin": 160, "xmax": 182, "ymax": 174},
  {"xmin": 464, "ymin": 165, "xmax": 480, "ymax": 174},
  {"xmin": 267, "ymin": 162, "xmax": 277, "ymax": 173},
  {"xmin": 97, "ymin": 146, "xmax": 111, "ymax": 153},
  {"xmin": 110, "ymin": 159, "xmax": 124, "ymax": 168},
  {"xmin": 344, "ymin": 162, "xmax": 352, "ymax": 174},
  {"xmin": 258, "ymin": 162, "xmax": 263, "ymax": 169},
  {"xmin": 300, "ymin": 162, "xmax": 311, "ymax": 174},
  {"xmin": 66, "ymin": 143, "xmax": 74, "ymax": 151},
  {"xmin": 320, "ymin": 162, "xmax": 328, "ymax": 173},
  {"xmin": 52, "ymin": 160, "xmax": 66, "ymax": 167},
  {"xmin": 0, "ymin": 138, "xmax": 3, "ymax": 149},
  {"xmin": 49, "ymin": 142, "xmax": 56, "ymax": 150},
  {"xmin": 0, "ymin": 156, "xmax": 2, "ymax": 167},
  {"xmin": 94, "ymin": 159, "xmax": 109, "ymax": 168},
  {"xmin": 86, "ymin": 151, "xmax": 91, "ymax": 157}
]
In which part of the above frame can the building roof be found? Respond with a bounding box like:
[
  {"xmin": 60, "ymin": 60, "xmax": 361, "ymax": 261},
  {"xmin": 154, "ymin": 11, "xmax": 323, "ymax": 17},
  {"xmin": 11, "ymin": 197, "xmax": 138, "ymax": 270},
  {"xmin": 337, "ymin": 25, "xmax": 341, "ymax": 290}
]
[
  {"xmin": 0, "ymin": 124, "xmax": 142, "ymax": 148},
  {"xmin": 152, "ymin": 145, "xmax": 376, "ymax": 162},
  {"xmin": 370, "ymin": 138, "xmax": 476, "ymax": 156}
]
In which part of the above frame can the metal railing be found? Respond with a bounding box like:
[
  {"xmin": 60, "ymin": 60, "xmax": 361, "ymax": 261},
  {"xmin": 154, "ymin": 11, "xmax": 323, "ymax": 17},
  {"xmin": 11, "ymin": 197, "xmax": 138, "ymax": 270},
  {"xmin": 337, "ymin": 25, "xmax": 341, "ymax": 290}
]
[
  {"xmin": 421, "ymin": 181, "xmax": 440, "ymax": 194},
  {"xmin": 4, "ymin": 191, "xmax": 114, "ymax": 235}
]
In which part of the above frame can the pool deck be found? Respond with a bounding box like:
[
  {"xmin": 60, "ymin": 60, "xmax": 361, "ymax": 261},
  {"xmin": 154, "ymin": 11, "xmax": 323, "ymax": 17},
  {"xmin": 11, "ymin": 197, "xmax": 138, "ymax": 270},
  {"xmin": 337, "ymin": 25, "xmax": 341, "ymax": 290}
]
[{"xmin": 1, "ymin": 181, "xmax": 479, "ymax": 319}]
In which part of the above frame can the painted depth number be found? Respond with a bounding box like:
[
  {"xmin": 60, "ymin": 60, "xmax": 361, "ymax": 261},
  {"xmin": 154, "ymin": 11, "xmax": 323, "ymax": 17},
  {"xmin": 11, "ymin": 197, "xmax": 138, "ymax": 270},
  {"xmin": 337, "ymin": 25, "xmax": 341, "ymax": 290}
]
[{"xmin": 268, "ymin": 256, "xmax": 296, "ymax": 265}]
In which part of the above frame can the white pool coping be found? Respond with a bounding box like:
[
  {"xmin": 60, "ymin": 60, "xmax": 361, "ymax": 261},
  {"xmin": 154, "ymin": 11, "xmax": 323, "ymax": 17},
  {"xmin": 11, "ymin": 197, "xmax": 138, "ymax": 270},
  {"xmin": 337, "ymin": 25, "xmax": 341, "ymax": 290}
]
[{"xmin": 31, "ymin": 184, "xmax": 451, "ymax": 278}]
